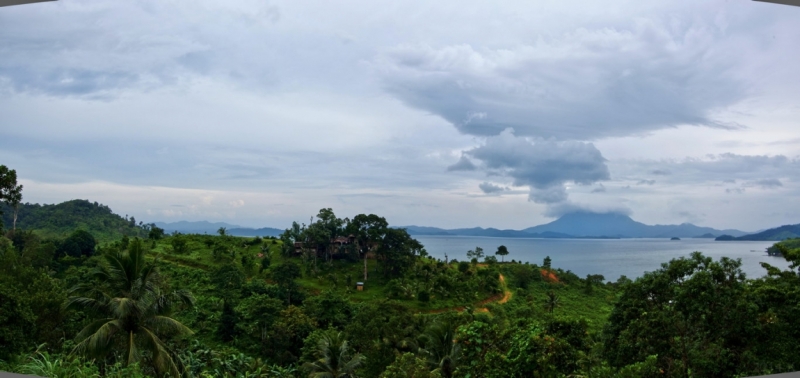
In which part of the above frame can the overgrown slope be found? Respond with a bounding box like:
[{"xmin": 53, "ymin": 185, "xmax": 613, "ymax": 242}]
[{"xmin": 1, "ymin": 199, "xmax": 145, "ymax": 241}]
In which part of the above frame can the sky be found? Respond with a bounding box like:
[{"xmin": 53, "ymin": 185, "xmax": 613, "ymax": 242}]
[{"xmin": 1, "ymin": 0, "xmax": 799, "ymax": 231}]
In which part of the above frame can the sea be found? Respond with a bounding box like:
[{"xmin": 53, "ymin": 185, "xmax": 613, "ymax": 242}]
[{"xmin": 414, "ymin": 236, "xmax": 792, "ymax": 281}]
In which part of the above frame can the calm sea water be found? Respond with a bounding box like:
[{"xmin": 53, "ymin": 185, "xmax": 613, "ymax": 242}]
[{"xmin": 414, "ymin": 236, "xmax": 792, "ymax": 281}]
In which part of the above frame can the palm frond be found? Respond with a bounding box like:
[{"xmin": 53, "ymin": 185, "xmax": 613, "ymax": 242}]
[
  {"xmin": 303, "ymin": 359, "xmax": 336, "ymax": 378},
  {"xmin": 63, "ymin": 295, "xmax": 109, "ymax": 314},
  {"xmin": 126, "ymin": 330, "xmax": 142, "ymax": 366},
  {"xmin": 340, "ymin": 353, "xmax": 365, "ymax": 375},
  {"xmin": 140, "ymin": 327, "xmax": 183, "ymax": 378},
  {"xmin": 145, "ymin": 315, "xmax": 194, "ymax": 337},
  {"xmin": 71, "ymin": 319, "xmax": 121, "ymax": 360},
  {"xmin": 109, "ymin": 296, "xmax": 142, "ymax": 320},
  {"xmin": 172, "ymin": 289, "xmax": 196, "ymax": 308},
  {"xmin": 74, "ymin": 318, "xmax": 116, "ymax": 342},
  {"xmin": 62, "ymin": 241, "xmax": 193, "ymax": 378},
  {"xmin": 104, "ymin": 252, "xmax": 132, "ymax": 294}
]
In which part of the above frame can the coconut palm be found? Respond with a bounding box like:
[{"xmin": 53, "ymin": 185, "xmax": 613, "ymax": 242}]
[
  {"xmin": 419, "ymin": 318, "xmax": 461, "ymax": 378},
  {"xmin": 545, "ymin": 291, "xmax": 560, "ymax": 314},
  {"xmin": 302, "ymin": 331, "xmax": 365, "ymax": 378},
  {"xmin": 63, "ymin": 238, "xmax": 195, "ymax": 377}
]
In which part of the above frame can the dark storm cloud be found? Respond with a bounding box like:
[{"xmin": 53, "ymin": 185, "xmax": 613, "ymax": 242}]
[
  {"xmin": 373, "ymin": 18, "xmax": 746, "ymax": 141},
  {"xmin": 478, "ymin": 182, "xmax": 508, "ymax": 194},
  {"xmin": 464, "ymin": 129, "xmax": 610, "ymax": 203}
]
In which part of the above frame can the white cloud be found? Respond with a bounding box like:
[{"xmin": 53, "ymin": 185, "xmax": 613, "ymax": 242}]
[{"xmin": 2, "ymin": 0, "xmax": 800, "ymax": 231}]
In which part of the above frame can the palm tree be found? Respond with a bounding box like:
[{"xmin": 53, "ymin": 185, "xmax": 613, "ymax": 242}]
[
  {"xmin": 302, "ymin": 331, "xmax": 365, "ymax": 378},
  {"xmin": 63, "ymin": 238, "xmax": 195, "ymax": 377},
  {"xmin": 545, "ymin": 291, "xmax": 560, "ymax": 314},
  {"xmin": 419, "ymin": 319, "xmax": 461, "ymax": 378}
]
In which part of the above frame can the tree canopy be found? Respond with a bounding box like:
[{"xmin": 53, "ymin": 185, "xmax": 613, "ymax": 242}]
[{"xmin": 4, "ymin": 203, "xmax": 800, "ymax": 378}]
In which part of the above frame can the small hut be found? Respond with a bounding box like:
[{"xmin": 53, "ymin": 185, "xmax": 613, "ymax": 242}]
[{"xmin": 356, "ymin": 282, "xmax": 364, "ymax": 291}]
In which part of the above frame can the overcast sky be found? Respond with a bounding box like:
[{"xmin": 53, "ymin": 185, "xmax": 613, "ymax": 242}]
[{"xmin": 1, "ymin": 0, "xmax": 799, "ymax": 231}]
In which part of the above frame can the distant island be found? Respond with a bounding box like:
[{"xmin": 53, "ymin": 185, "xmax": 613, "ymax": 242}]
[{"xmin": 671, "ymin": 237, "xmax": 681, "ymax": 240}]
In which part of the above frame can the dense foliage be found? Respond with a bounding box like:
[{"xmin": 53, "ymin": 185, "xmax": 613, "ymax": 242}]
[
  {"xmin": 3, "ymin": 199, "xmax": 800, "ymax": 377},
  {"xmin": 1, "ymin": 199, "xmax": 146, "ymax": 241}
]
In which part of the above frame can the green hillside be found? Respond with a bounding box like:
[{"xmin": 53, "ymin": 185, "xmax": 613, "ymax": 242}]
[
  {"xmin": 1, "ymin": 199, "xmax": 145, "ymax": 242},
  {"xmin": 716, "ymin": 224, "xmax": 800, "ymax": 241},
  {"xmin": 3, "ymin": 204, "xmax": 800, "ymax": 377}
]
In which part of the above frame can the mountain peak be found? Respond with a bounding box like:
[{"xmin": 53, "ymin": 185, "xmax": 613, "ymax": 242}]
[{"xmin": 524, "ymin": 212, "xmax": 746, "ymax": 238}]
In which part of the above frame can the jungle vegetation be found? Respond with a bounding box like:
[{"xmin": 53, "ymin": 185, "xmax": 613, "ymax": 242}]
[{"xmin": 2, "ymin": 176, "xmax": 800, "ymax": 377}]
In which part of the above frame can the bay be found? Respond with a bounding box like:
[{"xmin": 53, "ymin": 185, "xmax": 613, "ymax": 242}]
[{"xmin": 414, "ymin": 236, "xmax": 792, "ymax": 281}]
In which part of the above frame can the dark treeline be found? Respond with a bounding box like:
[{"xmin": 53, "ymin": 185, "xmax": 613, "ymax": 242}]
[{"xmin": 2, "ymin": 172, "xmax": 800, "ymax": 377}]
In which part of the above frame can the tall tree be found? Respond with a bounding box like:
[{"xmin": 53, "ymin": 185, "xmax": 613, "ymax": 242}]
[
  {"xmin": 545, "ymin": 291, "xmax": 560, "ymax": 313},
  {"xmin": 495, "ymin": 245, "xmax": 509, "ymax": 263},
  {"xmin": 0, "ymin": 165, "xmax": 23, "ymax": 232},
  {"xmin": 603, "ymin": 252, "xmax": 759, "ymax": 377},
  {"xmin": 347, "ymin": 214, "xmax": 388, "ymax": 281},
  {"xmin": 314, "ymin": 208, "xmax": 345, "ymax": 264},
  {"xmin": 0, "ymin": 236, "xmax": 67, "ymax": 361},
  {"xmin": 272, "ymin": 261, "xmax": 302, "ymax": 305},
  {"xmin": 279, "ymin": 221, "xmax": 303, "ymax": 257},
  {"xmin": 63, "ymin": 238, "xmax": 194, "ymax": 377},
  {"xmin": 148, "ymin": 224, "xmax": 165, "ymax": 240},
  {"xmin": 377, "ymin": 228, "xmax": 423, "ymax": 278},
  {"xmin": 466, "ymin": 246, "xmax": 484, "ymax": 262},
  {"xmin": 304, "ymin": 221, "xmax": 328, "ymax": 272}
]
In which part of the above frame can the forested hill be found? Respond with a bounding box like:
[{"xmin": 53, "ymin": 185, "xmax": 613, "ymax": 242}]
[
  {"xmin": 716, "ymin": 224, "xmax": 800, "ymax": 241},
  {"xmin": 0, "ymin": 199, "xmax": 145, "ymax": 241}
]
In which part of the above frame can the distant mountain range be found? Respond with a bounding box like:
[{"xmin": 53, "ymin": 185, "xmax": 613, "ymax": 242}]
[
  {"xmin": 10, "ymin": 199, "xmax": 790, "ymax": 243},
  {"xmin": 153, "ymin": 221, "xmax": 283, "ymax": 237},
  {"xmin": 154, "ymin": 212, "xmax": 800, "ymax": 241},
  {"xmin": 715, "ymin": 224, "xmax": 800, "ymax": 241},
  {"xmin": 401, "ymin": 226, "xmax": 596, "ymax": 239},
  {"xmin": 401, "ymin": 212, "xmax": 751, "ymax": 239},
  {"xmin": 522, "ymin": 212, "xmax": 750, "ymax": 238}
]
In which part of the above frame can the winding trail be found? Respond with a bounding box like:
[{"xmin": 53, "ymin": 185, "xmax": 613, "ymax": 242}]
[
  {"xmin": 497, "ymin": 274, "xmax": 512, "ymax": 304},
  {"xmin": 476, "ymin": 274, "xmax": 512, "ymax": 312},
  {"xmin": 156, "ymin": 253, "xmax": 516, "ymax": 315},
  {"xmin": 423, "ymin": 273, "xmax": 513, "ymax": 314}
]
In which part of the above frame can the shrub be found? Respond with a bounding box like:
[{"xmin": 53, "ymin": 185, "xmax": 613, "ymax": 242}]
[
  {"xmin": 418, "ymin": 289, "xmax": 430, "ymax": 302},
  {"xmin": 57, "ymin": 230, "xmax": 96, "ymax": 258}
]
